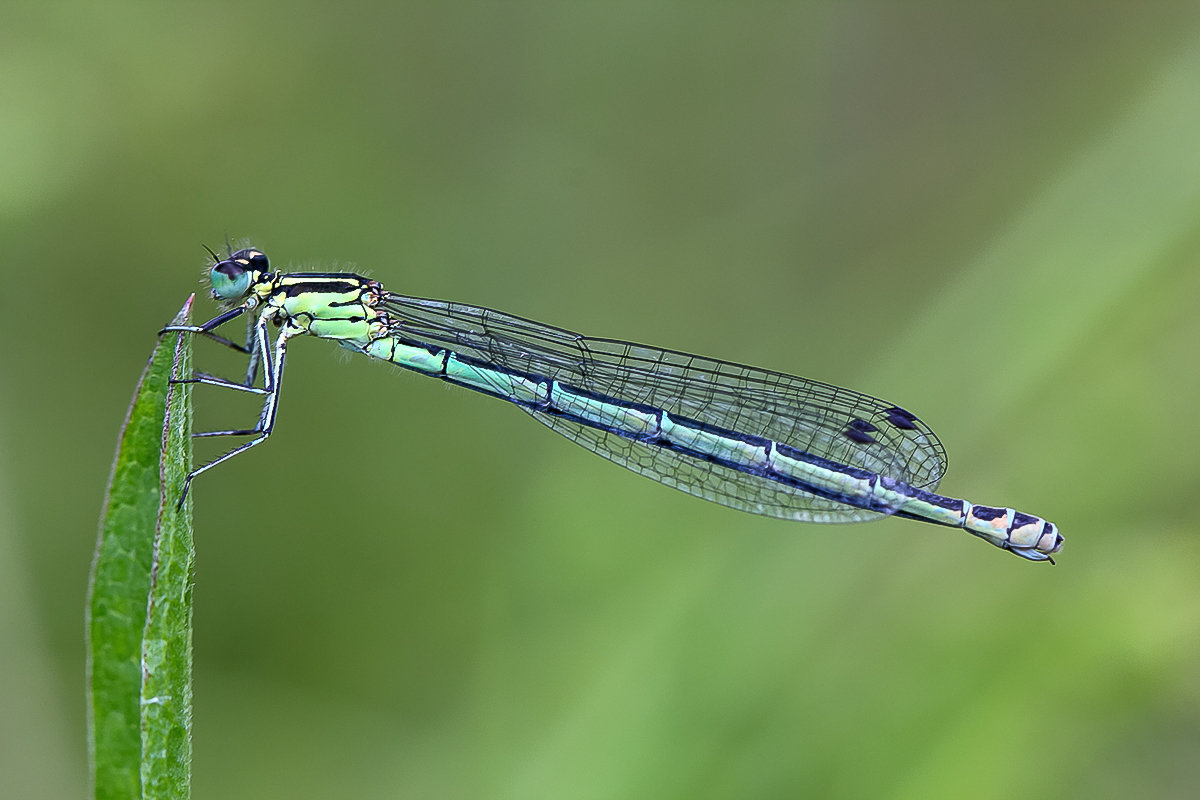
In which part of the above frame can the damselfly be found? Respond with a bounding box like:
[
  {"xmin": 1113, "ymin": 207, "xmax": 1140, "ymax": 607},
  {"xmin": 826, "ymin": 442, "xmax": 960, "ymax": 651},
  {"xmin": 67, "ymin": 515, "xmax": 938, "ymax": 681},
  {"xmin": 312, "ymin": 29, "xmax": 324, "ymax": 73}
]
[{"xmin": 163, "ymin": 248, "xmax": 1062, "ymax": 562}]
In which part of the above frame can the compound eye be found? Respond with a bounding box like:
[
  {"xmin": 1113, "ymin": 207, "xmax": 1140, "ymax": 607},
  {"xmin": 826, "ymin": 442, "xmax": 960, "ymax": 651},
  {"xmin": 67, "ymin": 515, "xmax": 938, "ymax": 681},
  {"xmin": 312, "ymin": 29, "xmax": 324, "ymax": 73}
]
[
  {"xmin": 230, "ymin": 249, "xmax": 269, "ymax": 273},
  {"xmin": 210, "ymin": 258, "xmax": 253, "ymax": 301}
]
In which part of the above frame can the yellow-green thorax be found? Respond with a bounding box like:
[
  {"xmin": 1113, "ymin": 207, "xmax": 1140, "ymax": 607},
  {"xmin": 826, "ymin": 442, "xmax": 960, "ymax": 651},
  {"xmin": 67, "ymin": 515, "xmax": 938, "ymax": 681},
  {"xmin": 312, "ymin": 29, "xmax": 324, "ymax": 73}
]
[{"xmin": 259, "ymin": 273, "xmax": 386, "ymax": 344}]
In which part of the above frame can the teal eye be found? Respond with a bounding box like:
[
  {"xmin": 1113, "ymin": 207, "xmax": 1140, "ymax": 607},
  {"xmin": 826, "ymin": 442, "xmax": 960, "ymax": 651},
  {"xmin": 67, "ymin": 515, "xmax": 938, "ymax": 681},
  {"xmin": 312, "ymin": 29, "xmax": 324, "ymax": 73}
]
[
  {"xmin": 210, "ymin": 258, "xmax": 253, "ymax": 301},
  {"xmin": 210, "ymin": 249, "xmax": 268, "ymax": 301}
]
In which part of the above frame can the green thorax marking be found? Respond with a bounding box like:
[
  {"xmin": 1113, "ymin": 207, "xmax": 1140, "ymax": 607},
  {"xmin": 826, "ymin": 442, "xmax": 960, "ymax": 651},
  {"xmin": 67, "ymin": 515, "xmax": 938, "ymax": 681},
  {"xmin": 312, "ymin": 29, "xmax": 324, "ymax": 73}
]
[{"xmin": 259, "ymin": 273, "xmax": 387, "ymax": 344}]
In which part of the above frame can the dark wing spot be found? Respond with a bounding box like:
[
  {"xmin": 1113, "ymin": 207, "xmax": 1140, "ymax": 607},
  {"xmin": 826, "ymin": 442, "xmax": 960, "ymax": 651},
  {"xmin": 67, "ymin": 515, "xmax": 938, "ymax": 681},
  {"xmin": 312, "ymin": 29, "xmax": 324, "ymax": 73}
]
[
  {"xmin": 843, "ymin": 427, "xmax": 877, "ymax": 445},
  {"xmin": 884, "ymin": 406, "xmax": 919, "ymax": 430}
]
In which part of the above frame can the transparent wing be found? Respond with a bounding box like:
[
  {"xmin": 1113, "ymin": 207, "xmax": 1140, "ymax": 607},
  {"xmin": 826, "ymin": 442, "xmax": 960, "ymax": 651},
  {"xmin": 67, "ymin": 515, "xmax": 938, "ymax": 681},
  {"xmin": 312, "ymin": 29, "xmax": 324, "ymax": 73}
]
[{"xmin": 381, "ymin": 294, "xmax": 947, "ymax": 523}]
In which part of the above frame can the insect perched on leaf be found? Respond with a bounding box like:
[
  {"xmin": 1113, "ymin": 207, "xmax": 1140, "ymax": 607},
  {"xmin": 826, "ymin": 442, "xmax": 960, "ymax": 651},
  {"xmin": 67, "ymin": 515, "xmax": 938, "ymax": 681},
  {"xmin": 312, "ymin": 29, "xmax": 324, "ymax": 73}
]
[{"xmin": 164, "ymin": 248, "xmax": 1062, "ymax": 562}]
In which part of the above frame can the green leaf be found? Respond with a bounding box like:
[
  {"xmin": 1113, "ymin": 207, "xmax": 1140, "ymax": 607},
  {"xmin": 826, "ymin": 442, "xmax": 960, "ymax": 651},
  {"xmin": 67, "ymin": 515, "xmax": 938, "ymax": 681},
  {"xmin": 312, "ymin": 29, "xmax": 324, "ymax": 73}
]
[{"xmin": 88, "ymin": 297, "xmax": 195, "ymax": 800}]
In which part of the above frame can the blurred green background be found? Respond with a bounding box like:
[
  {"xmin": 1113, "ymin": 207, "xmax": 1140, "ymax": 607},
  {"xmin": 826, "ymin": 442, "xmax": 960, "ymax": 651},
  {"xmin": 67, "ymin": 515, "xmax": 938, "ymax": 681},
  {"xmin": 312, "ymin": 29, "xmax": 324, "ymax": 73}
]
[{"xmin": 4, "ymin": 3, "xmax": 1200, "ymax": 798}]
